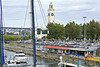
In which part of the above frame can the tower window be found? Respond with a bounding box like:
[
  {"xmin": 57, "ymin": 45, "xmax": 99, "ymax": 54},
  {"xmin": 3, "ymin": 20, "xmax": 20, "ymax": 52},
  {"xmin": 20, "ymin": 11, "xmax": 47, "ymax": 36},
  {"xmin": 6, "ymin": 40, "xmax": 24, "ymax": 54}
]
[
  {"xmin": 51, "ymin": 5, "xmax": 53, "ymax": 8},
  {"xmin": 51, "ymin": 13, "xmax": 54, "ymax": 16},
  {"xmin": 48, "ymin": 13, "xmax": 50, "ymax": 16}
]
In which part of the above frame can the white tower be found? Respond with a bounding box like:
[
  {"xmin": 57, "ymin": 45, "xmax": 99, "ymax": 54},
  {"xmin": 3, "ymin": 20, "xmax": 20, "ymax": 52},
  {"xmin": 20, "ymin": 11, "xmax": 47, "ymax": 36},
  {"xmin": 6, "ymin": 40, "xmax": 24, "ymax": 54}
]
[{"xmin": 48, "ymin": 2, "xmax": 55, "ymax": 24}]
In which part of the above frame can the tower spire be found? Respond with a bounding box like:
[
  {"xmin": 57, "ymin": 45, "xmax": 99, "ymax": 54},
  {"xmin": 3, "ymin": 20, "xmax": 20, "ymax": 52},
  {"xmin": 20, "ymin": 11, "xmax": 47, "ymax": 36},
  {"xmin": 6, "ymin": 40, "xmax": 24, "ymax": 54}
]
[{"xmin": 48, "ymin": 2, "xmax": 55, "ymax": 24}]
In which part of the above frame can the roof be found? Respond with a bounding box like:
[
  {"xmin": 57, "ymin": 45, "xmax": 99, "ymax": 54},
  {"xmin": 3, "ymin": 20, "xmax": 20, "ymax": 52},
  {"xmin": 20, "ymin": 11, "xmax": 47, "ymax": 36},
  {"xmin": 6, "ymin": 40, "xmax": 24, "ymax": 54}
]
[
  {"xmin": 70, "ymin": 48, "xmax": 95, "ymax": 52},
  {"xmin": 69, "ymin": 48, "xmax": 88, "ymax": 51},
  {"xmin": 44, "ymin": 46, "xmax": 94, "ymax": 52},
  {"xmin": 44, "ymin": 46, "xmax": 72, "ymax": 50}
]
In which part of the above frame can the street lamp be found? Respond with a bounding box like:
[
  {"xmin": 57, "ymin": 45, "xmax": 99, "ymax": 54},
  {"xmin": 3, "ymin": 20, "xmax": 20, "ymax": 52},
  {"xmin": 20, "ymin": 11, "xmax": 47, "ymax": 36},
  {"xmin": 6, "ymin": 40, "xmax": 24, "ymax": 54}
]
[{"xmin": 83, "ymin": 17, "xmax": 87, "ymax": 42}]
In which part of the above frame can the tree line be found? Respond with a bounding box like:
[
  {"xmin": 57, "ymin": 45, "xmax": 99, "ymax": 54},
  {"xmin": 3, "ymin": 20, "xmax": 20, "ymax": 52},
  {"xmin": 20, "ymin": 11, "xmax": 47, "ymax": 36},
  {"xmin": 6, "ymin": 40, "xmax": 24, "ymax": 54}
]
[
  {"xmin": 46, "ymin": 19, "xmax": 100, "ymax": 41},
  {"xmin": 3, "ymin": 35, "xmax": 31, "ymax": 41}
]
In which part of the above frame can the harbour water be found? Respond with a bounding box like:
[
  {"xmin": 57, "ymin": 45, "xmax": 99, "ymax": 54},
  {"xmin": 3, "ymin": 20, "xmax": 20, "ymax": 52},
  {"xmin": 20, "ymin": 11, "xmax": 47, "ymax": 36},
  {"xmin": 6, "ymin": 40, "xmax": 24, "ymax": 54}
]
[{"xmin": 5, "ymin": 50, "xmax": 58, "ymax": 67}]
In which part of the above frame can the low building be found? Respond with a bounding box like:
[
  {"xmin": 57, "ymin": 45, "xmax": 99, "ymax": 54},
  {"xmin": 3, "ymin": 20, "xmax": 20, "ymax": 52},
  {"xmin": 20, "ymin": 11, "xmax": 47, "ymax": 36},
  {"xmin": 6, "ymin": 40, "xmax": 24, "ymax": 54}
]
[
  {"xmin": 36, "ymin": 27, "xmax": 48, "ymax": 39},
  {"xmin": 96, "ymin": 48, "xmax": 100, "ymax": 56},
  {"xmin": 44, "ymin": 45, "xmax": 94, "ymax": 56}
]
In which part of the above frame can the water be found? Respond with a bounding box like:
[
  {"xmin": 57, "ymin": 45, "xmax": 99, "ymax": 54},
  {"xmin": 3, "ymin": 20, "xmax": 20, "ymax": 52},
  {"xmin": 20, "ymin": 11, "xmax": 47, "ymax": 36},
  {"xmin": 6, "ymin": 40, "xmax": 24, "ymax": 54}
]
[{"xmin": 5, "ymin": 50, "xmax": 58, "ymax": 67}]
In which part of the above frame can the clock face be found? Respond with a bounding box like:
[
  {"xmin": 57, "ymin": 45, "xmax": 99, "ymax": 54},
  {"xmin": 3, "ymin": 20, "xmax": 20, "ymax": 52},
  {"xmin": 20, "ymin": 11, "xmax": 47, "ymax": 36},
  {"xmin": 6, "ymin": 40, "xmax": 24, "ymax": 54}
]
[
  {"xmin": 51, "ymin": 13, "xmax": 54, "ymax": 16},
  {"xmin": 48, "ymin": 13, "xmax": 50, "ymax": 16}
]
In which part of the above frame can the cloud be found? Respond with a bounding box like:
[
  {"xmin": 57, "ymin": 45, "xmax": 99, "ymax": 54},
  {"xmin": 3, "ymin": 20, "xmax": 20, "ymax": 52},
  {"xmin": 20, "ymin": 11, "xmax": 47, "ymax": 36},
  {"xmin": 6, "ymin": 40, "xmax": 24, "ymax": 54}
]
[{"xmin": 2, "ymin": 0, "xmax": 100, "ymax": 28}]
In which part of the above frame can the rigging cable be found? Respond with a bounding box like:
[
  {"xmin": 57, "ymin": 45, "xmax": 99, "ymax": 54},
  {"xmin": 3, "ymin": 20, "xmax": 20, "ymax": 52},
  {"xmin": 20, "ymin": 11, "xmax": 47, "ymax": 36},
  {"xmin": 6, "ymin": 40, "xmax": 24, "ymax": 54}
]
[
  {"xmin": 22, "ymin": 0, "xmax": 29, "ymax": 45},
  {"xmin": 22, "ymin": 0, "xmax": 29, "ymax": 36},
  {"xmin": 39, "ymin": 0, "xmax": 47, "ymax": 25},
  {"xmin": 37, "ymin": 0, "xmax": 47, "ymax": 27},
  {"xmin": 23, "ymin": 0, "xmax": 29, "ymax": 28},
  {"xmin": 34, "ymin": 6, "xmax": 38, "ymax": 28}
]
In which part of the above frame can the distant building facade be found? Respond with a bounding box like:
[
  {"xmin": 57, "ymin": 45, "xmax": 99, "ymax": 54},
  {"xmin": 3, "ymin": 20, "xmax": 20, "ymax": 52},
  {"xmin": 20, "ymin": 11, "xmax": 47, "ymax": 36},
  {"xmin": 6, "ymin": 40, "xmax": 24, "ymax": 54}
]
[
  {"xmin": 36, "ymin": 27, "xmax": 48, "ymax": 39},
  {"xmin": 3, "ymin": 27, "xmax": 48, "ymax": 39},
  {"xmin": 48, "ymin": 2, "xmax": 55, "ymax": 24}
]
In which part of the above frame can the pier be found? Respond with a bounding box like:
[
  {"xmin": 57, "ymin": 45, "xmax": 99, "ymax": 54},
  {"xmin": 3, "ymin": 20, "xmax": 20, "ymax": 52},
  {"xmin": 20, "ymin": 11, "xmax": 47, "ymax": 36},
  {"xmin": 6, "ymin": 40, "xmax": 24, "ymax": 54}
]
[{"xmin": 4, "ymin": 42, "xmax": 100, "ymax": 67}]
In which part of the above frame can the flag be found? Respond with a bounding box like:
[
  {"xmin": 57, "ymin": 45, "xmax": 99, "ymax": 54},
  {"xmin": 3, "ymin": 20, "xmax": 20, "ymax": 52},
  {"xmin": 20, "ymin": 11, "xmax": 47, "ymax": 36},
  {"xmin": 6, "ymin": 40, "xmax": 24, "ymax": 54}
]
[
  {"xmin": 23, "ymin": 33, "xmax": 26, "ymax": 37},
  {"xmin": 76, "ymin": 54, "xmax": 80, "ymax": 57}
]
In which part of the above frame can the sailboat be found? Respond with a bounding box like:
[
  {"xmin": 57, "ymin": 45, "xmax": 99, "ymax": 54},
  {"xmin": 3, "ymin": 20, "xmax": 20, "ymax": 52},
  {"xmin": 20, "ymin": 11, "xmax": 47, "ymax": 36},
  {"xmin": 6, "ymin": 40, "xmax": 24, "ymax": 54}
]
[
  {"xmin": 1, "ymin": 0, "xmax": 59, "ymax": 67},
  {"xmin": 0, "ymin": 0, "xmax": 36, "ymax": 67}
]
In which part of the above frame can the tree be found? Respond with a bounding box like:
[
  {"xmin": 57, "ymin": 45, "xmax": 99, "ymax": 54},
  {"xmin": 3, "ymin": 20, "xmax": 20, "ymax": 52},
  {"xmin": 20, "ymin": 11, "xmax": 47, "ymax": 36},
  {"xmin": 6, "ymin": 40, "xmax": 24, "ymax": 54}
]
[
  {"xmin": 47, "ymin": 23, "xmax": 65, "ymax": 39},
  {"xmin": 3, "ymin": 35, "xmax": 32, "ymax": 41},
  {"xmin": 46, "ymin": 23, "xmax": 55, "ymax": 39},
  {"xmin": 3, "ymin": 35, "xmax": 17, "ymax": 41},
  {"xmin": 65, "ymin": 21, "xmax": 81, "ymax": 40},
  {"xmin": 18, "ymin": 36, "xmax": 23, "ymax": 40},
  {"xmin": 86, "ymin": 19, "xmax": 100, "ymax": 40},
  {"xmin": 42, "ymin": 36, "xmax": 47, "ymax": 40}
]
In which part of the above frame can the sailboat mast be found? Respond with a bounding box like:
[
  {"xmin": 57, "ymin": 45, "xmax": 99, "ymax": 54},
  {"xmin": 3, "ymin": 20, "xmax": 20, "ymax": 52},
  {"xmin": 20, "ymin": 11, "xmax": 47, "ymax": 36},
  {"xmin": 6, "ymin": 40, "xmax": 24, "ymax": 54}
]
[
  {"xmin": 0, "ymin": 0, "xmax": 3, "ymax": 67},
  {"xmin": 30, "ymin": 0, "xmax": 36, "ymax": 67}
]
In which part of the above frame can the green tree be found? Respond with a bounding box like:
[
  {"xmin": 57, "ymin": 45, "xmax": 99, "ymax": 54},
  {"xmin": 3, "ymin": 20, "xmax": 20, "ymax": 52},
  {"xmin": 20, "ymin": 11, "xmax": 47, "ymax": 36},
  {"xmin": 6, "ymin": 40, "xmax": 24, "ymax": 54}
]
[
  {"xmin": 46, "ymin": 23, "xmax": 55, "ymax": 39},
  {"xmin": 3, "ymin": 35, "xmax": 17, "ymax": 41},
  {"xmin": 65, "ymin": 21, "xmax": 81, "ymax": 40},
  {"xmin": 18, "ymin": 36, "xmax": 23, "ymax": 40},
  {"xmin": 47, "ymin": 23, "xmax": 65, "ymax": 39},
  {"xmin": 86, "ymin": 19, "xmax": 100, "ymax": 40},
  {"xmin": 42, "ymin": 36, "xmax": 47, "ymax": 40},
  {"xmin": 3, "ymin": 35, "xmax": 32, "ymax": 41},
  {"xmin": 23, "ymin": 36, "xmax": 29, "ymax": 40}
]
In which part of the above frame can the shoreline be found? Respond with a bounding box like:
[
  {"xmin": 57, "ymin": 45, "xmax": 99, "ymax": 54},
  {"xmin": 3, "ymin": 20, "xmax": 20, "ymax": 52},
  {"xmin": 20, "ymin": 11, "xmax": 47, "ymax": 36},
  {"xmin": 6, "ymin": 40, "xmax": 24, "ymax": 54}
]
[
  {"xmin": 4, "ymin": 42, "xmax": 100, "ymax": 66},
  {"xmin": 5, "ymin": 45, "xmax": 59, "ymax": 61}
]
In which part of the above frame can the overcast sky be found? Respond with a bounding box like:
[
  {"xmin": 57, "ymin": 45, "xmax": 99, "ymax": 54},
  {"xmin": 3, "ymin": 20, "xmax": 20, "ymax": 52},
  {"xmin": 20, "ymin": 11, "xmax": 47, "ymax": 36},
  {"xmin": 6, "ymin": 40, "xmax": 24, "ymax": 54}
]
[{"xmin": 2, "ymin": 0, "xmax": 100, "ymax": 28}]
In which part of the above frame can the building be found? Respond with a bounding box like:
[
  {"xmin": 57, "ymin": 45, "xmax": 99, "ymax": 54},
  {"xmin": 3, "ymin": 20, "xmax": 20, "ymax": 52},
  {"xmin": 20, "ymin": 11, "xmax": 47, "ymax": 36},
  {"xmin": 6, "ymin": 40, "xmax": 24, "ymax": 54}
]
[
  {"xmin": 36, "ymin": 27, "xmax": 48, "ymax": 39},
  {"xmin": 48, "ymin": 2, "xmax": 55, "ymax": 24},
  {"xmin": 43, "ymin": 45, "xmax": 94, "ymax": 56},
  {"xmin": 96, "ymin": 48, "xmax": 100, "ymax": 56},
  {"xmin": 3, "ymin": 27, "xmax": 48, "ymax": 39}
]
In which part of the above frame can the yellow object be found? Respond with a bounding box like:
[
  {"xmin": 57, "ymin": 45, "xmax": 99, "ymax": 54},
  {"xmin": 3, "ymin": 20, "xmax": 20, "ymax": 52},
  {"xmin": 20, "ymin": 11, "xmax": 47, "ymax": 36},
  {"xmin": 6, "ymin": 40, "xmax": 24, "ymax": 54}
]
[
  {"xmin": 87, "ymin": 58, "xmax": 100, "ymax": 62},
  {"xmin": 47, "ymin": 49, "xmax": 49, "ymax": 51},
  {"xmin": 65, "ymin": 50, "xmax": 66, "ymax": 53}
]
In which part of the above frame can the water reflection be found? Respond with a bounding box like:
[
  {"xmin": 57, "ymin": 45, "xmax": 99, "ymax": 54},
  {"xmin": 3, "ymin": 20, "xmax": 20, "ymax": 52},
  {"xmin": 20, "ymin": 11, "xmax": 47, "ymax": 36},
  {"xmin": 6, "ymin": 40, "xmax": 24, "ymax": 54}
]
[{"xmin": 5, "ymin": 50, "xmax": 58, "ymax": 67}]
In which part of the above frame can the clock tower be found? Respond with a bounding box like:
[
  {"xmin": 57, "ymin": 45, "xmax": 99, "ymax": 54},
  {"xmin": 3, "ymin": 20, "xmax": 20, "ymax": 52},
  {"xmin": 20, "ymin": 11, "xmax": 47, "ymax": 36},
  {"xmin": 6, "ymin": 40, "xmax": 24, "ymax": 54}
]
[{"xmin": 48, "ymin": 2, "xmax": 55, "ymax": 24}]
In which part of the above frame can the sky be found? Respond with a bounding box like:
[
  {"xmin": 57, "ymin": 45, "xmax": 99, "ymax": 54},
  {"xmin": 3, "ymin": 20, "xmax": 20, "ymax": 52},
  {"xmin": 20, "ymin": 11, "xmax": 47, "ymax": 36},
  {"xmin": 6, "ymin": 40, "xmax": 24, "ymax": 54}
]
[{"xmin": 2, "ymin": 0, "xmax": 100, "ymax": 28}]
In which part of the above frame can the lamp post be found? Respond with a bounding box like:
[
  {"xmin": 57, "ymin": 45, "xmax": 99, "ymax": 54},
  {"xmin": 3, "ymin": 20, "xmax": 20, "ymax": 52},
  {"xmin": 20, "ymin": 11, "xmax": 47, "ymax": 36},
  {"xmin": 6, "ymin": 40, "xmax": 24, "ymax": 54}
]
[{"xmin": 83, "ymin": 17, "xmax": 87, "ymax": 42}]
